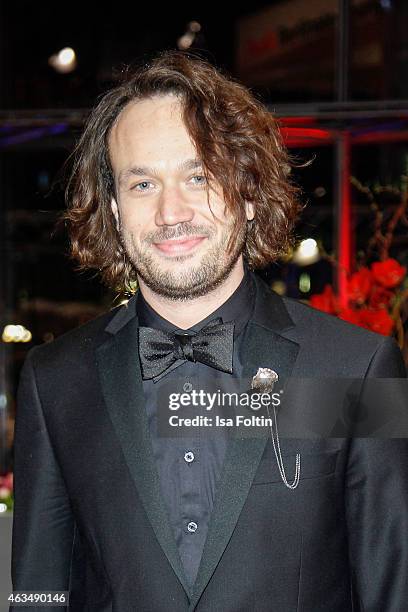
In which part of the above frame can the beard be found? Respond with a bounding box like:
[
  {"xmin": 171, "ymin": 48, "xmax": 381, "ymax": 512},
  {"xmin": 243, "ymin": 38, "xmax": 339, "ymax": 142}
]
[{"xmin": 118, "ymin": 220, "xmax": 247, "ymax": 301}]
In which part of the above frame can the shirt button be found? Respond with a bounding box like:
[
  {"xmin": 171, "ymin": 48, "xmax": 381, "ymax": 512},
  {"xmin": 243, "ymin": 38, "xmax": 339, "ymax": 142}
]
[
  {"xmin": 184, "ymin": 451, "xmax": 195, "ymax": 463},
  {"xmin": 183, "ymin": 382, "xmax": 193, "ymax": 392},
  {"xmin": 187, "ymin": 521, "xmax": 198, "ymax": 533}
]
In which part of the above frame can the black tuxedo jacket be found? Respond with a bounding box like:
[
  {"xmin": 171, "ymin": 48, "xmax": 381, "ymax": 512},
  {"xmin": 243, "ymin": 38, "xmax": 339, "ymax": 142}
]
[{"xmin": 11, "ymin": 274, "xmax": 408, "ymax": 611}]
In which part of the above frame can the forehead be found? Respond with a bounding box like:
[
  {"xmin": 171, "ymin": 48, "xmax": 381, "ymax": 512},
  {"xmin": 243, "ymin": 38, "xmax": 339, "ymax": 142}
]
[{"xmin": 108, "ymin": 94, "xmax": 197, "ymax": 174}]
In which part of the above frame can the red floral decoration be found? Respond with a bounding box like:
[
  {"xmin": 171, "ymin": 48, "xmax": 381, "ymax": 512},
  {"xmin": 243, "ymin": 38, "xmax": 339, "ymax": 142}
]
[
  {"xmin": 369, "ymin": 286, "xmax": 393, "ymax": 309},
  {"xmin": 0, "ymin": 472, "xmax": 13, "ymax": 511},
  {"xmin": 309, "ymin": 285, "xmax": 338, "ymax": 314},
  {"xmin": 309, "ymin": 258, "xmax": 407, "ymax": 337},
  {"xmin": 347, "ymin": 268, "xmax": 372, "ymax": 304},
  {"xmin": 371, "ymin": 259, "xmax": 406, "ymax": 288}
]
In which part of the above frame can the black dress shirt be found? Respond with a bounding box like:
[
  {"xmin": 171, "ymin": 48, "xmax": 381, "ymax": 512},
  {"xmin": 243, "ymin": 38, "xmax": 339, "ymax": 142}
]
[{"xmin": 136, "ymin": 267, "xmax": 256, "ymax": 587}]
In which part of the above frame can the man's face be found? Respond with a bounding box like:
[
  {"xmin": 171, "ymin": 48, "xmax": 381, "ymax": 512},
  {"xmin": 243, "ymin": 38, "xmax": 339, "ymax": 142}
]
[{"xmin": 108, "ymin": 94, "xmax": 254, "ymax": 300}]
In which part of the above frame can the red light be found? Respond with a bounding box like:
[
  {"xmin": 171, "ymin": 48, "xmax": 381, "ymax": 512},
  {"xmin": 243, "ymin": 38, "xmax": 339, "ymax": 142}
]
[{"xmin": 280, "ymin": 127, "xmax": 334, "ymax": 146}]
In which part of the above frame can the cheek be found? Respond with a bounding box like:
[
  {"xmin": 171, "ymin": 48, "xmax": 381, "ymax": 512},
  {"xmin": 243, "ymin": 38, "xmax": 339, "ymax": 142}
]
[
  {"xmin": 119, "ymin": 201, "xmax": 153, "ymax": 231},
  {"xmin": 203, "ymin": 193, "xmax": 231, "ymax": 224},
  {"xmin": 119, "ymin": 218, "xmax": 145, "ymax": 247},
  {"xmin": 210, "ymin": 207, "xmax": 236, "ymax": 230}
]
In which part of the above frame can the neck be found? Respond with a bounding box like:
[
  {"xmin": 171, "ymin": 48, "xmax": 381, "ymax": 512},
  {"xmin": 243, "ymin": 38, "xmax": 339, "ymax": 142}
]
[{"xmin": 137, "ymin": 259, "xmax": 245, "ymax": 329}]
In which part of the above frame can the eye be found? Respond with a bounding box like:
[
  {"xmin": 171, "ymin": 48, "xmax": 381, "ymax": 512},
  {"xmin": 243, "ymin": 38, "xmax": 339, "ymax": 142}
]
[
  {"xmin": 189, "ymin": 175, "xmax": 207, "ymax": 187},
  {"xmin": 131, "ymin": 180, "xmax": 154, "ymax": 192}
]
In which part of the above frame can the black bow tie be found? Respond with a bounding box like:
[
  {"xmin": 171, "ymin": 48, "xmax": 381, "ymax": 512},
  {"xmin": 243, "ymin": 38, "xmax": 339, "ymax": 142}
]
[{"xmin": 138, "ymin": 317, "xmax": 235, "ymax": 382}]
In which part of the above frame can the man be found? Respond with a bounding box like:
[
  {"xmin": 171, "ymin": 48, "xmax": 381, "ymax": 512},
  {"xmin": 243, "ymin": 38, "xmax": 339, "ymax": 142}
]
[{"xmin": 11, "ymin": 51, "xmax": 408, "ymax": 611}]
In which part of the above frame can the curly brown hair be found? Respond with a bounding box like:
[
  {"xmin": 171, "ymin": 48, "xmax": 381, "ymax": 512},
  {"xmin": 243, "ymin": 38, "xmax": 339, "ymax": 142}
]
[{"xmin": 63, "ymin": 50, "xmax": 303, "ymax": 293}]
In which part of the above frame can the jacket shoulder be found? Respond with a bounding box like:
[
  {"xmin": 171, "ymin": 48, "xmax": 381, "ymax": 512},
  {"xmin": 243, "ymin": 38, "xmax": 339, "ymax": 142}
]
[
  {"xmin": 25, "ymin": 301, "xmax": 128, "ymax": 367},
  {"xmin": 282, "ymin": 294, "xmax": 389, "ymax": 349},
  {"xmin": 279, "ymin": 295, "xmax": 406, "ymax": 376}
]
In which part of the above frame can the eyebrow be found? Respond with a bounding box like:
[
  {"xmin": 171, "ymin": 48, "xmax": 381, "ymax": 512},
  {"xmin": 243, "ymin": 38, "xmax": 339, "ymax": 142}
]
[{"xmin": 117, "ymin": 158, "xmax": 203, "ymax": 186}]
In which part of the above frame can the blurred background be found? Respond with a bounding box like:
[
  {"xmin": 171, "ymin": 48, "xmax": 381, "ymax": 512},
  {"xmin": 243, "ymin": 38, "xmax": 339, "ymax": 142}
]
[{"xmin": 1, "ymin": 0, "xmax": 408, "ymax": 483}]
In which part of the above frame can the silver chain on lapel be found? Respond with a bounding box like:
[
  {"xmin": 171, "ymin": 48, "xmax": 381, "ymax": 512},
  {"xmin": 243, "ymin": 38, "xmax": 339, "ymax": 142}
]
[
  {"xmin": 251, "ymin": 367, "xmax": 301, "ymax": 490},
  {"xmin": 266, "ymin": 402, "xmax": 301, "ymax": 490}
]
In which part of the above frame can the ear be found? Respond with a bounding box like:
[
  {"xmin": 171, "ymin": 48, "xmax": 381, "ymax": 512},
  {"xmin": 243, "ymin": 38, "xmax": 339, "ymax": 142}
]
[
  {"xmin": 245, "ymin": 201, "xmax": 255, "ymax": 221},
  {"xmin": 111, "ymin": 198, "xmax": 120, "ymax": 231}
]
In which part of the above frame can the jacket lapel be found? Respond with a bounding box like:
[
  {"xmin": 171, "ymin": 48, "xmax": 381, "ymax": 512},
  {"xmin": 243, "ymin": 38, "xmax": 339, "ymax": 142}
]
[
  {"xmin": 95, "ymin": 298, "xmax": 192, "ymax": 598},
  {"xmin": 189, "ymin": 275, "xmax": 300, "ymax": 610}
]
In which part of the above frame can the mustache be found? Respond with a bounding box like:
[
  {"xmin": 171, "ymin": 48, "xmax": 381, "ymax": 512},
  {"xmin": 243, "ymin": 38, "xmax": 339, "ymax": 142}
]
[{"xmin": 143, "ymin": 223, "xmax": 215, "ymax": 245}]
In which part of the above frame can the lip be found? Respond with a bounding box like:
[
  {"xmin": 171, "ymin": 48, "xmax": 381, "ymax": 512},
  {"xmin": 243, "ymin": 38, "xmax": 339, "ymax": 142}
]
[{"xmin": 153, "ymin": 236, "xmax": 207, "ymax": 254}]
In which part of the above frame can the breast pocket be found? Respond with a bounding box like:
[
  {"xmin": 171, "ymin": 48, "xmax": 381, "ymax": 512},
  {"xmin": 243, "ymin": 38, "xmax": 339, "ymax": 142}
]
[{"xmin": 252, "ymin": 450, "xmax": 339, "ymax": 485}]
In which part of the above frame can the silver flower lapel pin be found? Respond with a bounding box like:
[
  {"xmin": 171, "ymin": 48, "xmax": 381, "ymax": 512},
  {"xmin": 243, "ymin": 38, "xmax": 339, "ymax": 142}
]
[{"xmin": 251, "ymin": 367, "xmax": 279, "ymax": 393}]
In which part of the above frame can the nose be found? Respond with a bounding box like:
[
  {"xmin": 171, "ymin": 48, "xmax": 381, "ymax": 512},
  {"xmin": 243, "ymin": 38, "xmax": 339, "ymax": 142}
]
[{"xmin": 155, "ymin": 185, "xmax": 194, "ymax": 226}]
